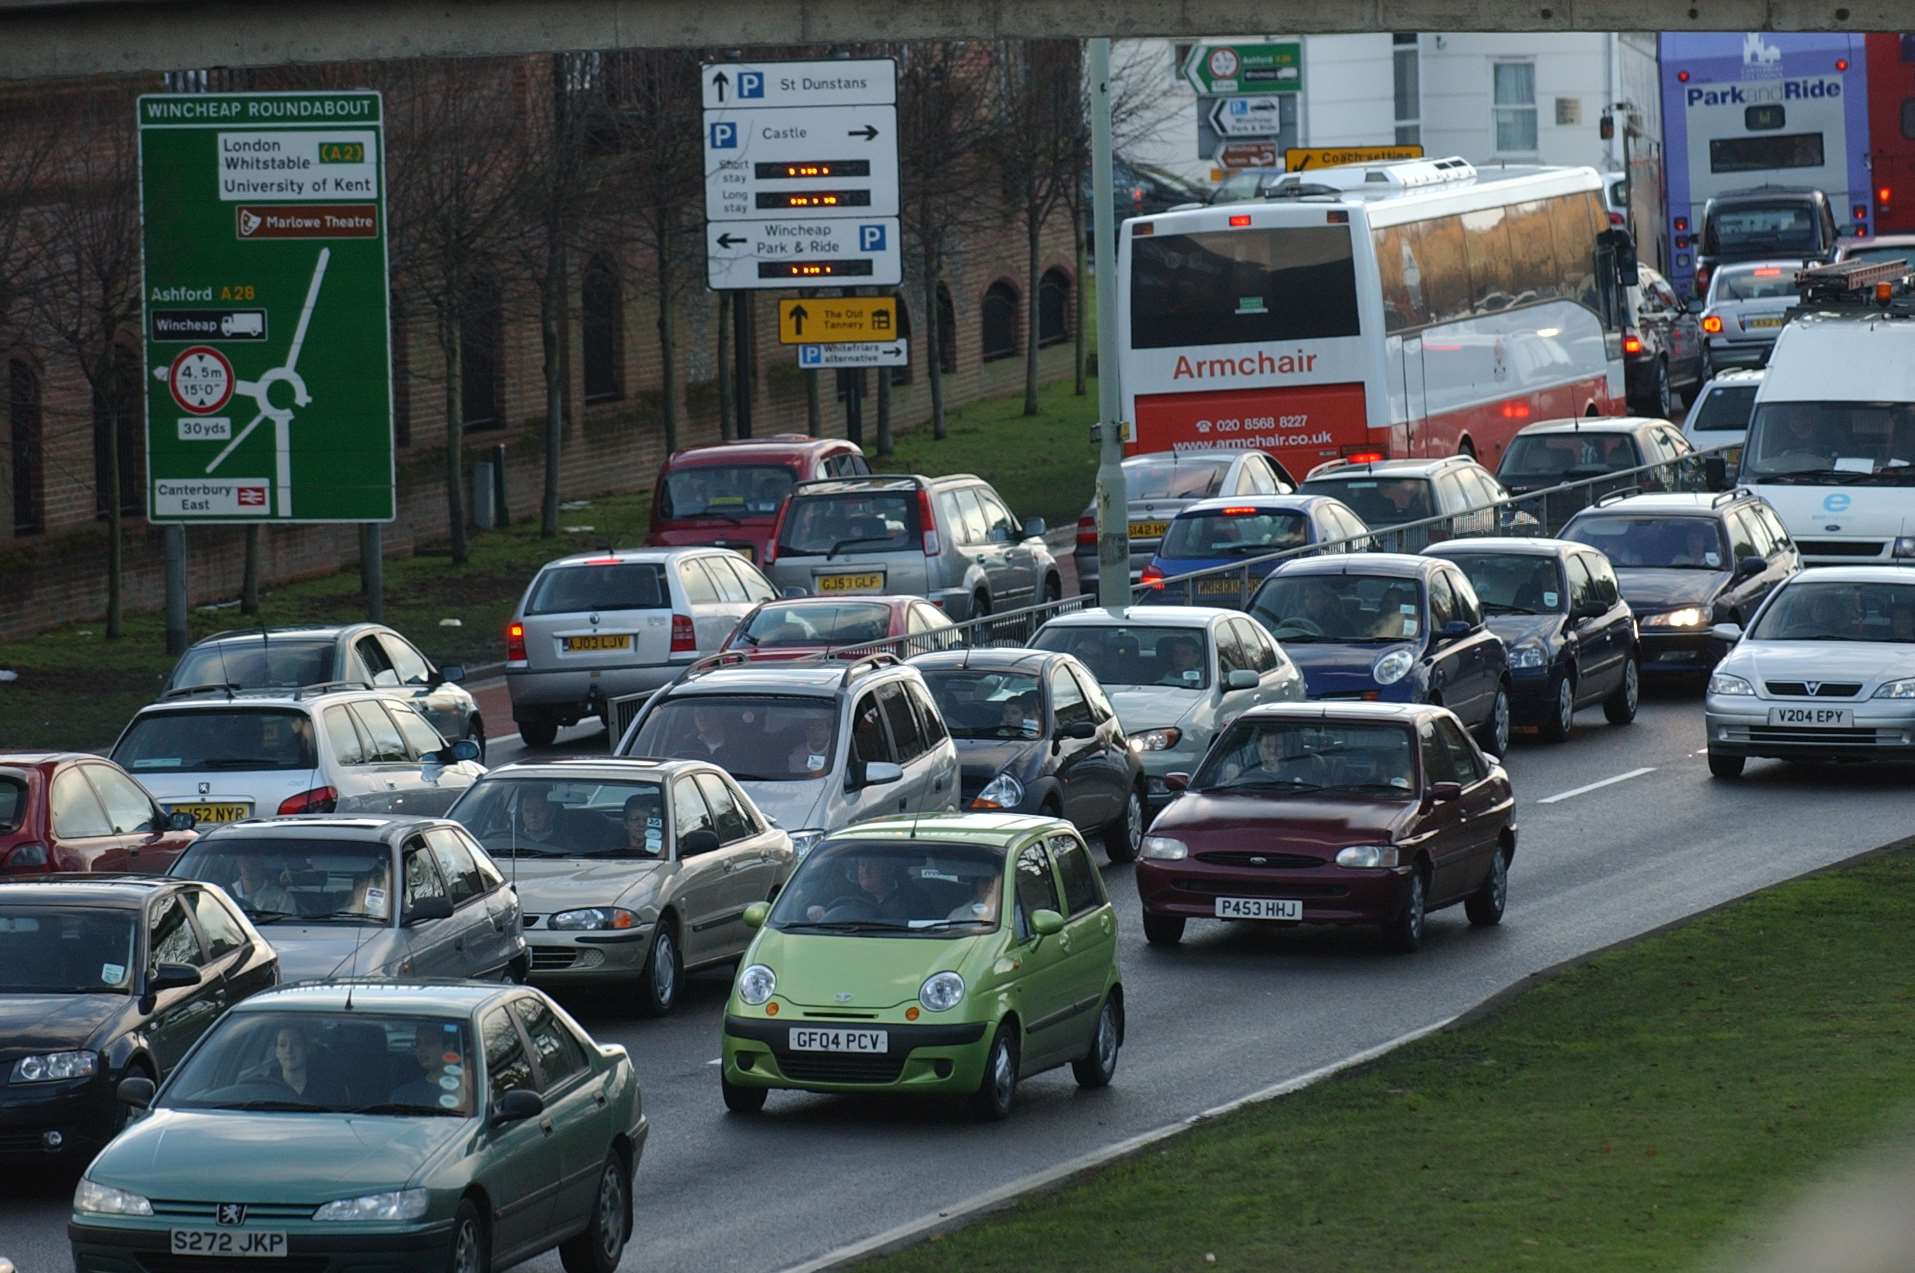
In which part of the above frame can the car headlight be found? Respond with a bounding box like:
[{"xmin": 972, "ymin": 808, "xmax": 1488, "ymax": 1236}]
[
  {"xmin": 970, "ymin": 773, "xmax": 1025, "ymax": 810},
  {"xmin": 1509, "ymin": 642, "xmax": 1547, "ymax": 670},
  {"xmin": 1643, "ymin": 607, "xmax": 1706, "ymax": 628},
  {"xmin": 787, "ymin": 828, "xmax": 827, "ymax": 859},
  {"xmin": 918, "ymin": 971, "xmax": 965, "ymax": 1013},
  {"xmin": 74, "ymin": 1179, "xmax": 153, "ymax": 1216},
  {"xmin": 738, "ymin": 963, "xmax": 776, "ymax": 1006},
  {"xmin": 1873, "ymin": 678, "xmax": 1915, "ymax": 700},
  {"xmin": 1708, "ymin": 672, "xmax": 1755, "ymax": 696},
  {"xmin": 12, "ymin": 1050, "xmax": 98, "ymax": 1083},
  {"xmin": 1336, "ymin": 845, "xmax": 1400, "ymax": 869},
  {"xmin": 1893, "ymin": 537, "xmax": 1915, "ymax": 560},
  {"xmin": 1140, "ymin": 835, "xmax": 1188, "ymax": 861},
  {"xmin": 547, "ymin": 907, "xmax": 639, "ymax": 932},
  {"xmin": 312, "ymin": 1188, "xmax": 430, "ymax": 1222},
  {"xmin": 1128, "ymin": 727, "xmax": 1182, "ymax": 752},
  {"xmin": 1372, "ymin": 647, "xmax": 1415, "ymax": 686}
]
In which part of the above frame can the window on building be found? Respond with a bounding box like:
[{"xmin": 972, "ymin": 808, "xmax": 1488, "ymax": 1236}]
[
  {"xmin": 980, "ymin": 280, "xmax": 1019, "ymax": 362},
  {"xmin": 92, "ymin": 344, "xmax": 142, "ymax": 519},
  {"xmin": 8, "ymin": 358, "xmax": 43, "ymax": 536},
  {"xmin": 890, "ymin": 296, "xmax": 913, "ymax": 386},
  {"xmin": 581, "ymin": 253, "xmax": 623, "ymax": 402},
  {"xmin": 1393, "ymin": 34, "xmax": 1421, "ymax": 146},
  {"xmin": 936, "ymin": 282, "xmax": 958, "ymax": 374},
  {"xmin": 1493, "ymin": 61, "xmax": 1538, "ymax": 154},
  {"xmin": 390, "ymin": 292, "xmax": 411, "ymax": 448},
  {"xmin": 460, "ymin": 272, "xmax": 503, "ymax": 429},
  {"xmin": 1038, "ymin": 268, "xmax": 1070, "ymax": 347}
]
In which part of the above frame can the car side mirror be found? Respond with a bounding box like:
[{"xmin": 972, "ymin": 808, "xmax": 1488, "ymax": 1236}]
[
  {"xmin": 1030, "ymin": 908, "xmax": 1065, "ymax": 937},
  {"xmin": 1164, "ymin": 771, "xmax": 1190, "ymax": 792},
  {"xmin": 780, "ymin": 586, "xmax": 809, "ymax": 599},
  {"xmin": 743, "ymin": 901, "xmax": 770, "ymax": 930},
  {"xmin": 678, "ymin": 828, "xmax": 721, "ymax": 858},
  {"xmin": 1428, "ymin": 781, "xmax": 1463, "ymax": 803},
  {"xmin": 493, "ymin": 1087, "xmax": 545, "ymax": 1125},
  {"xmin": 1711, "ymin": 622, "xmax": 1743, "ymax": 644},
  {"xmin": 166, "ymin": 810, "xmax": 198, "ymax": 832},
  {"xmin": 1571, "ymin": 599, "xmax": 1606, "ymax": 622},
  {"xmin": 1685, "ymin": 295, "xmax": 1704, "ymax": 314},
  {"xmin": 405, "ymin": 896, "xmax": 454, "ymax": 924},
  {"xmin": 149, "ymin": 962, "xmax": 201, "ymax": 992},
  {"xmin": 117, "ymin": 1075, "xmax": 156, "ymax": 1109},
  {"xmin": 860, "ymin": 760, "xmax": 904, "ymax": 789},
  {"xmin": 1022, "ymin": 516, "xmax": 1048, "ymax": 540},
  {"xmin": 1225, "ymin": 668, "xmax": 1258, "ymax": 691},
  {"xmin": 1736, "ymin": 555, "xmax": 1767, "ymax": 581},
  {"xmin": 436, "ymin": 664, "xmax": 466, "ymax": 685},
  {"xmin": 1060, "ymin": 719, "xmax": 1097, "ymax": 740},
  {"xmin": 438, "ymin": 739, "xmax": 481, "ymax": 764}
]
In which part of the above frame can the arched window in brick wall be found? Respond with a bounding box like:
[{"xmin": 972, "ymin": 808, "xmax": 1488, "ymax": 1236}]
[
  {"xmin": 980, "ymin": 280, "xmax": 1019, "ymax": 362},
  {"xmin": 582, "ymin": 254, "xmax": 624, "ymax": 402},
  {"xmin": 460, "ymin": 272, "xmax": 504, "ymax": 430},
  {"xmin": 92, "ymin": 344, "xmax": 143, "ymax": 518},
  {"xmin": 8, "ymin": 358, "xmax": 43, "ymax": 536},
  {"xmin": 1039, "ymin": 268, "xmax": 1071, "ymax": 347}
]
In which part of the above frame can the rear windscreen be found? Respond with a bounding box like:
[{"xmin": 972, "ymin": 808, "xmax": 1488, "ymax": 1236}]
[
  {"xmin": 777, "ymin": 493, "xmax": 918, "ymax": 556},
  {"xmin": 114, "ymin": 710, "xmax": 319, "ymax": 774},
  {"xmin": 1129, "ymin": 225, "xmax": 1359, "ymax": 349},
  {"xmin": 171, "ymin": 639, "xmax": 332, "ymax": 690},
  {"xmin": 1704, "ymin": 203, "xmax": 1820, "ymax": 255},
  {"xmin": 525, "ymin": 563, "xmax": 667, "ymax": 615},
  {"xmin": 1690, "ymin": 384, "xmax": 1759, "ymax": 433},
  {"xmin": 1498, "ymin": 433, "xmax": 1642, "ymax": 479},
  {"xmin": 1160, "ymin": 509, "xmax": 1308, "ymax": 558},
  {"xmin": 1124, "ymin": 458, "xmax": 1230, "ymax": 500},
  {"xmin": 1711, "ymin": 268, "xmax": 1799, "ymax": 302},
  {"xmin": 1302, "ymin": 477, "xmax": 1433, "ymax": 527},
  {"xmin": 0, "ymin": 776, "xmax": 24, "ymax": 833},
  {"xmin": 661, "ymin": 464, "xmax": 796, "ymax": 519}
]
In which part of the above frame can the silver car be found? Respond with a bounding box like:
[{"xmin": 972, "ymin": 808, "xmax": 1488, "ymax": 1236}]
[
  {"xmin": 1704, "ymin": 567, "xmax": 1915, "ymax": 778},
  {"xmin": 1074, "ymin": 449, "xmax": 1297, "ymax": 592},
  {"xmin": 445, "ymin": 757, "xmax": 794, "ymax": 1016},
  {"xmin": 764, "ymin": 474, "xmax": 1059, "ymax": 621},
  {"xmin": 615, "ymin": 654, "xmax": 961, "ymax": 860},
  {"xmin": 507, "ymin": 546, "xmax": 779, "ymax": 747},
  {"xmin": 164, "ymin": 814, "xmax": 527, "ymax": 982},
  {"xmin": 1031, "ymin": 605, "xmax": 1307, "ymax": 813},
  {"xmin": 1700, "ymin": 260, "xmax": 1807, "ymax": 372},
  {"xmin": 1680, "ymin": 367, "xmax": 1763, "ymax": 465}
]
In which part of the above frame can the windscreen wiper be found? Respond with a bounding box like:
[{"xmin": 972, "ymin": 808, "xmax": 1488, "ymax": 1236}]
[{"xmin": 825, "ymin": 535, "xmax": 894, "ymax": 560}]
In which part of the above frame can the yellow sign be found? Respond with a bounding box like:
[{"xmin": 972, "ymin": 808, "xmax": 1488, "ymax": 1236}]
[
  {"xmin": 1284, "ymin": 144, "xmax": 1424, "ymax": 172},
  {"xmin": 778, "ymin": 297, "xmax": 899, "ymax": 345}
]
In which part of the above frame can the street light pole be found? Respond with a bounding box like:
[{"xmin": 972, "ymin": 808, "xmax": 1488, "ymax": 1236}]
[{"xmin": 1089, "ymin": 36, "xmax": 1129, "ymax": 612}]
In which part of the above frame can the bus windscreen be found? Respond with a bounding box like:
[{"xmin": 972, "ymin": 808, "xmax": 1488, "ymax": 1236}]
[{"xmin": 1129, "ymin": 226, "xmax": 1359, "ymax": 349}]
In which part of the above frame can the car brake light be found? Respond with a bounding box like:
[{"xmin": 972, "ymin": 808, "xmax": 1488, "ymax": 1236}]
[
  {"xmin": 1219, "ymin": 506, "xmax": 1258, "ymax": 516},
  {"xmin": 506, "ymin": 622, "xmax": 527, "ymax": 664},
  {"xmin": 1607, "ymin": 211, "xmax": 1624, "ymax": 227},
  {"xmin": 1342, "ymin": 448, "xmax": 1386, "ymax": 463},
  {"xmin": 1140, "ymin": 563, "xmax": 1166, "ymax": 590},
  {"xmin": 917, "ymin": 488, "xmax": 941, "ymax": 556},
  {"xmin": 1622, "ymin": 331, "xmax": 1644, "ymax": 355},
  {"xmin": 1752, "ymin": 267, "xmax": 1782, "ymax": 277},
  {"xmin": 1701, "ymin": 314, "xmax": 1723, "ymax": 333},
  {"xmin": 1879, "ymin": 186, "xmax": 1893, "ymax": 206},
  {"xmin": 277, "ymin": 786, "xmax": 338, "ymax": 816},
  {"xmin": 1694, "ymin": 266, "xmax": 1711, "ymax": 292},
  {"xmin": 1, "ymin": 843, "xmax": 49, "ymax": 873},
  {"xmin": 671, "ymin": 614, "xmax": 696, "ymax": 653},
  {"xmin": 1228, "ymin": 214, "xmax": 1251, "ymax": 227},
  {"xmin": 1076, "ymin": 514, "xmax": 1097, "ymax": 547}
]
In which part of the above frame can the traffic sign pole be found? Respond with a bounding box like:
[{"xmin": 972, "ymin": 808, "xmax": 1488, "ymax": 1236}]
[{"xmin": 1090, "ymin": 37, "xmax": 1128, "ymax": 614}]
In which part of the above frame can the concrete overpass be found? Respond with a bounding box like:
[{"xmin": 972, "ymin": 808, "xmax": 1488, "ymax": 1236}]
[{"xmin": 0, "ymin": 0, "xmax": 1894, "ymax": 82}]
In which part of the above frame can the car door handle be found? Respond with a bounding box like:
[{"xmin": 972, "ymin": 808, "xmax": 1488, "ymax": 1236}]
[
  {"xmin": 594, "ymin": 1085, "xmax": 608, "ymax": 1107},
  {"xmin": 722, "ymin": 859, "xmax": 737, "ymax": 874},
  {"xmin": 539, "ymin": 1117, "xmax": 555, "ymax": 1135}
]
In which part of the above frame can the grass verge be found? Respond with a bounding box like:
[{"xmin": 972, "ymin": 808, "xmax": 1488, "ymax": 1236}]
[{"xmin": 858, "ymin": 847, "xmax": 1915, "ymax": 1273}]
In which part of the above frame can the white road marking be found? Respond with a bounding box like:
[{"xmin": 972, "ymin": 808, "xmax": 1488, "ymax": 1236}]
[
  {"xmin": 707, "ymin": 1058, "xmax": 722, "ymax": 1066},
  {"xmin": 1536, "ymin": 766, "xmax": 1657, "ymax": 805}
]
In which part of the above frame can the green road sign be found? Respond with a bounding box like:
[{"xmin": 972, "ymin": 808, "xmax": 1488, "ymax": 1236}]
[
  {"xmin": 138, "ymin": 91, "xmax": 393, "ymax": 524},
  {"xmin": 1184, "ymin": 43, "xmax": 1303, "ymax": 96}
]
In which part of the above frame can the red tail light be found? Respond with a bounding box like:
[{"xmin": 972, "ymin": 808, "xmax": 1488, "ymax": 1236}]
[
  {"xmin": 278, "ymin": 786, "xmax": 338, "ymax": 816},
  {"xmin": 764, "ymin": 500, "xmax": 791, "ymax": 565},
  {"xmin": 671, "ymin": 614, "xmax": 696, "ymax": 653},
  {"xmin": 1701, "ymin": 314, "xmax": 1723, "ymax": 334},
  {"xmin": 1622, "ymin": 331, "xmax": 1644, "ymax": 356},
  {"xmin": 1694, "ymin": 266, "xmax": 1711, "ymax": 293},
  {"xmin": 1342, "ymin": 448, "xmax": 1386, "ymax": 463},
  {"xmin": 1607, "ymin": 211, "xmax": 1625, "ymax": 227},
  {"xmin": 506, "ymin": 622, "xmax": 527, "ymax": 664},
  {"xmin": 1878, "ymin": 185, "xmax": 1892, "ymax": 207},
  {"xmin": 1076, "ymin": 515, "xmax": 1097, "ymax": 547},
  {"xmin": 917, "ymin": 488, "xmax": 941, "ymax": 556},
  {"xmin": 1140, "ymin": 563, "xmax": 1166, "ymax": 590}
]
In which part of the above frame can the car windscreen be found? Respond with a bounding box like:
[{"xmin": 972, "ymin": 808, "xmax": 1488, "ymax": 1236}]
[
  {"xmin": 661, "ymin": 464, "xmax": 796, "ymax": 520},
  {"xmin": 630, "ymin": 696, "xmax": 837, "ymax": 781},
  {"xmin": 1249, "ymin": 572, "xmax": 1425, "ymax": 643},
  {"xmin": 1302, "ymin": 477, "xmax": 1433, "ymax": 528},
  {"xmin": 1710, "ymin": 266, "xmax": 1799, "ymax": 302},
  {"xmin": 1123, "ymin": 458, "xmax": 1231, "ymax": 501},
  {"xmin": 171, "ymin": 837, "xmax": 392, "ymax": 925},
  {"xmin": 0, "ymin": 908, "xmax": 135, "ymax": 993},
  {"xmin": 1440, "ymin": 552, "xmax": 1567, "ymax": 615},
  {"xmin": 1192, "ymin": 719, "xmax": 1416, "ymax": 797},
  {"xmin": 160, "ymin": 1010, "xmax": 477, "ymax": 1117},
  {"xmin": 449, "ymin": 776, "xmax": 667, "ymax": 859},
  {"xmin": 0, "ymin": 775, "xmax": 23, "ymax": 834},
  {"xmin": 920, "ymin": 669, "xmax": 1043, "ymax": 740},
  {"xmin": 1749, "ymin": 580, "xmax": 1915, "ymax": 643},
  {"xmin": 1564, "ymin": 516, "xmax": 1728, "ymax": 569},
  {"xmin": 1032, "ymin": 624, "xmax": 1210, "ymax": 690},
  {"xmin": 776, "ymin": 492, "xmax": 919, "ymax": 556},
  {"xmin": 1741, "ymin": 401, "xmax": 1915, "ymax": 481},
  {"xmin": 1704, "ymin": 203, "xmax": 1819, "ymax": 256},
  {"xmin": 524, "ymin": 562, "xmax": 667, "ymax": 615},
  {"xmin": 1498, "ymin": 433, "xmax": 1642, "ymax": 479},
  {"xmin": 1690, "ymin": 384, "xmax": 1759, "ymax": 433},
  {"xmin": 766, "ymin": 839, "xmax": 1005, "ymax": 935},
  {"xmin": 740, "ymin": 602, "xmax": 893, "ymax": 649},
  {"xmin": 170, "ymin": 639, "xmax": 333, "ymax": 691},
  {"xmin": 1129, "ymin": 225, "xmax": 1360, "ymax": 349},
  {"xmin": 1160, "ymin": 508, "xmax": 1308, "ymax": 559},
  {"xmin": 114, "ymin": 709, "xmax": 318, "ymax": 774}
]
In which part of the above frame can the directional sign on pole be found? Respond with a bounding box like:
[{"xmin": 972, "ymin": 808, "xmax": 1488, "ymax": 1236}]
[
  {"xmin": 1184, "ymin": 43, "xmax": 1304, "ymax": 96},
  {"xmin": 1214, "ymin": 140, "xmax": 1280, "ymax": 170},
  {"xmin": 1286, "ymin": 144, "xmax": 1424, "ymax": 171},
  {"xmin": 778, "ymin": 296, "xmax": 898, "ymax": 345},
  {"xmin": 797, "ymin": 340, "xmax": 908, "ymax": 369},
  {"xmin": 1209, "ymin": 96, "xmax": 1284, "ymax": 139},
  {"xmin": 703, "ymin": 58, "xmax": 900, "ymax": 289},
  {"xmin": 138, "ymin": 91, "xmax": 393, "ymax": 523}
]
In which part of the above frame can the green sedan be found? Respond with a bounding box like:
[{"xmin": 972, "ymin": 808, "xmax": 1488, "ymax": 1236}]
[
  {"xmin": 68, "ymin": 981, "xmax": 646, "ymax": 1273},
  {"xmin": 720, "ymin": 812, "xmax": 1124, "ymax": 1120}
]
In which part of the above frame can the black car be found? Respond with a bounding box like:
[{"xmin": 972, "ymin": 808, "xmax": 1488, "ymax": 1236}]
[
  {"xmin": 910, "ymin": 648, "xmax": 1147, "ymax": 863},
  {"xmin": 1561, "ymin": 491, "xmax": 1801, "ymax": 676},
  {"xmin": 0, "ymin": 876, "xmax": 277, "ymax": 1165},
  {"xmin": 1495, "ymin": 416, "xmax": 1702, "ymax": 532},
  {"xmin": 1694, "ymin": 187, "xmax": 1840, "ymax": 299},
  {"xmin": 1424, "ymin": 539, "xmax": 1640, "ymax": 741},
  {"xmin": 1625, "ymin": 265, "xmax": 1707, "ymax": 417}
]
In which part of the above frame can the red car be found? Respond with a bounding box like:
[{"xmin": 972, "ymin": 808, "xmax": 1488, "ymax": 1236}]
[
  {"xmin": 648, "ymin": 434, "xmax": 871, "ymax": 565},
  {"xmin": 718, "ymin": 595, "xmax": 956, "ymax": 662},
  {"xmin": 1134, "ymin": 702, "xmax": 1515, "ymax": 952},
  {"xmin": 0, "ymin": 753, "xmax": 199, "ymax": 875}
]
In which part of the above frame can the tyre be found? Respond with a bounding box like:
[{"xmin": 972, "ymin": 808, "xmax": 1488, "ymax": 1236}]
[
  {"xmin": 1103, "ymin": 785, "xmax": 1144, "ymax": 864},
  {"xmin": 1603, "ymin": 656, "xmax": 1640, "ymax": 725},
  {"xmin": 1708, "ymin": 750, "xmax": 1745, "ymax": 779},
  {"xmin": 1384, "ymin": 865, "xmax": 1428, "ymax": 953},
  {"xmin": 1539, "ymin": 674, "xmax": 1575, "ymax": 744},
  {"xmin": 1654, "ymin": 360, "xmax": 1674, "ymax": 419},
  {"xmin": 972, "ymin": 591, "xmax": 991, "ymax": 619},
  {"xmin": 1698, "ymin": 345, "xmax": 1714, "ymax": 387},
  {"xmin": 1141, "ymin": 911, "xmax": 1185, "ymax": 946},
  {"xmin": 1070, "ymin": 996, "xmax": 1121, "ymax": 1088},
  {"xmin": 559, "ymin": 1153, "xmax": 629, "ymax": 1273},
  {"xmin": 469, "ymin": 716, "xmax": 487, "ymax": 763},
  {"xmin": 1465, "ymin": 847, "xmax": 1509, "ymax": 927},
  {"xmin": 1042, "ymin": 574, "xmax": 1062, "ymax": 605},
  {"xmin": 1474, "ymin": 682, "xmax": 1512, "ymax": 756},
  {"xmin": 968, "ymin": 1023, "xmax": 1019, "ymax": 1121},
  {"xmin": 636, "ymin": 920, "xmax": 682, "ymax": 1017},
  {"xmin": 518, "ymin": 720, "xmax": 559, "ymax": 749},
  {"xmin": 722, "ymin": 1071, "xmax": 767, "ymax": 1114},
  {"xmin": 446, "ymin": 1200, "xmax": 487, "ymax": 1273}
]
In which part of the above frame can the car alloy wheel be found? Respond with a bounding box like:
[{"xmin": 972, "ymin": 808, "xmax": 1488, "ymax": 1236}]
[
  {"xmin": 1542, "ymin": 676, "xmax": 1574, "ymax": 743},
  {"xmin": 969, "ymin": 1024, "xmax": 1018, "ymax": 1121},
  {"xmin": 1605, "ymin": 656, "xmax": 1640, "ymax": 725},
  {"xmin": 639, "ymin": 924, "xmax": 681, "ymax": 1017},
  {"xmin": 1477, "ymin": 685, "xmax": 1511, "ymax": 755},
  {"xmin": 595, "ymin": 1158, "xmax": 625, "ymax": 1264},
  {"xmin": 1466, "ymin": 849, "xmax": 1508, "ymax": 926},
  {"xmin": 1072, "ymin": 997, "xmax": 1121, "ymax": 1088},
  {"xmin": 449, "ymin": 1204, "xmax": 485, "ymax": 1273},
  {"xmin": 1656, "ymin": 361, "xmax": 1673, "ymax": 419},
  {"xmin": 1387, "ymin": 869, "xmax": 1427, "ymax": 953},
  {"xmin": 1105, "ymin": 787, "xmax": 1144, "ymax": 864}
]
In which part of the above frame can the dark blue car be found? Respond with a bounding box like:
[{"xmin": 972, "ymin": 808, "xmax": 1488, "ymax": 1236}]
[
  {"xmin": 1143, "ymin": 494, "xmax": 1371, "ymax": 609},
  {"xmin": 1247, "ymin": 553, "xmax": 1513, "ymax": 755}
]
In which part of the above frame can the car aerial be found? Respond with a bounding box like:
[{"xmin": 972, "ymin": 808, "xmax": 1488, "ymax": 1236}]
[
  {"xmin": 163, "ymin": 623, "xmax": 486, "ymax": 755},
  {"xmin": 507, "ymin": 545, "xmax": 780, "ymax": 748},
  {"xmin": 110, "ymin": 687, "xmax": 484, "ymax": 825},
  {"xmin": 1248, "ymin": 554, "xmax": 1514, "ymax": 755},
  {"xmin": 0, "ymin": 754, "xmax": 198, "ymax": 876},
  {"xmin": 1679, "ymin": 367, "xmax": 1763, "ymax": 468},
  {"xmin": 1694, "ymin": 186, "xmax": 1840, "ymax": 298},
  {"xmin": 1300, "ymin": 454, "xmax": 1525, "ymax": 552},
  {"xmin": 0, "ymin": 876, "xmax": 276, "ymax": 1166},
  {"xmin": 1704, "ymin": 568, "xmax": 1915, "ymax": 778},
  {"xmin": 1072, "ymin": 449, "xmax": 1297, "ymax": 593},
  {"xmin": 164, "ymin": 815, "xmax": 527, "ymax": 983},
  {"xmin": 648, "ymin": 432, "xmax": 871, "ymax": 564},
  {"xmin": 718, "ymin": 812, "xmax": 1121, "ymax": 1120},
  {"xmin": 718, "ymin": 594, "xmax": 956, "ymax": 662},
  {"xmin": 912, "ymin": 648, "xmax": 1148, "ymax": 861},
  {"xmin": 765, "ymin": 474, "xmax": 1060, "ymax": 621},
  {"xmin": 1493, "ymin": 417, "xmax": 1700, "ymax": 532},
  {"xmin": 1423, "ymin": 538, "xmax": 1640, "ymax": 741},
  {"xmin": 446, "ymin": 757, "xmax": 794, "ymax": 1017},
  {"xmin": 1134, "ymin": 702, "xmax": 1515, "ymax": 952},
  {"xmin": 69, "ymin": 981, "xmax": 646, "ymax": 1273},
  {"xmin": 1697, "ymin": 260, "xmax": 1806, "ymax": 373},
  {"xmin": 616, "ymin": 653, "xmax": 960, "ymax": 861},
  {"xmin": 1623, "ymin": 263, "xmax": 1708, "ymax": 417},
  {"xmin": 1141, "ymin": 493, "xmax": 1370, "ymax": 605},
  {"xmin": 1030, "ymin": 605, "xmax": 1305, "ymax": 815},
  {"xmin": 1832, "ymin": 233, "xmax": 1915, "ymax": 268},
  {"xmin": 1561, "ymin": 491, "xmax": 1801, "ymax": 677}
]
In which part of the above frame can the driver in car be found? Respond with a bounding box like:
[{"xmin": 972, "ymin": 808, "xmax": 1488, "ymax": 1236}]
[
  {"xmin": 513, "ymin": 785, "xmax": 569, "ymax": 850},
  {"xmin": 806, "ymin": 856, "xmax": 935, "ymax": 922},
  {"xmin": 1223, "ymin": 729, "xmax": 1328, "ymax": 787},
  {"xmin": 1159, "ymin": 635, "xmax": 1204, "ymax": 686}
]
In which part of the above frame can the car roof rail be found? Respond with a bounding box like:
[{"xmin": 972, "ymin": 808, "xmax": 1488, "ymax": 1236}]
[
  {"xmin": 664, "ymin": 650, "xmax": 759, "ymax": 691},
  {"xmin": 1592, "ymin": 486, "xmax": 1641, "ymax": 508},
  {"xmin": 838, "ymin": 651, "xmax": 902, "ymax": 686},
  {"xmin": 159, "ymin": 682, "xmax": 238, "ymax": 700},
  {"xmin": 292, "ymin": 680, "xmax": 375, "ymax": 699},
  {"xmin": 1710, "ymin": 487, "xmax": 1752, "ymax": 508}
]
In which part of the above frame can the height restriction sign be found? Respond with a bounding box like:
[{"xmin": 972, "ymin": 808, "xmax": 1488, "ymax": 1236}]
[{"xmin": 137, "ymin": 91, "xmax": 394, "ymax": 524}]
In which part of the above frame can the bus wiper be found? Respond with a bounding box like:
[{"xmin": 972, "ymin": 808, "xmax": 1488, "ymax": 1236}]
[{"xmin": 826, "ymin": 535, "xmax": 894, "ymax": 560}]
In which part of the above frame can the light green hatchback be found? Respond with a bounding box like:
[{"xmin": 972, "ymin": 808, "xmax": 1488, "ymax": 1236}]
[{"xmin": 720, "ymin": 812, "xmax": 1123, "ymax": 1120}]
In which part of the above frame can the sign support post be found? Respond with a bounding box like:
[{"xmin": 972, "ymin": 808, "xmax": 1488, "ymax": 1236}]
[{"xmin": 1090, "ymin": 38, "xmax": 1129, "ymax": 613}]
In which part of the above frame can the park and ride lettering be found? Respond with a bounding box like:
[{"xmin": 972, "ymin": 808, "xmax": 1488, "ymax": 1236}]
[
  {"xmin": 1171, "ymin": 349, "xmax": 1320, "ymax": 380},
  {"xmin": 1686, "ymin": 78, "xmax": 1841, "ymax": 108}
]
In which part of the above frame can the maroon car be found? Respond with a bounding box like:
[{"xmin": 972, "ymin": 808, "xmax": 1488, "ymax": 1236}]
[
  {"xmin": 0, "ymin": 754, "xmax": 198, "ymax": 876},
  {"xmin": 1135, "ymin": 702, "xmax": 1515, "ymax": 952},
  {"xmin": 718, "ymin": 595, "xmax": 956, "ymax": 662},
  {"xmin": 648, "ymin": 434, "xmax": 871, "ymax": 565}
]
